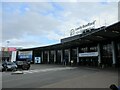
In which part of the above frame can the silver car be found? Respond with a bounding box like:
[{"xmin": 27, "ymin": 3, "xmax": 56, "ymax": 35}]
[{"xmin": 2, "ymin": 62, "xmax": 17, "ymax": 71}]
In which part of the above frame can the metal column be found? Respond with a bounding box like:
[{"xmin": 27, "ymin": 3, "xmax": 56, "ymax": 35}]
[
  {"xmin": 61, "ymin": 49, "xmax": 64, "ymax": 64},
  {"xmin": 41, "ymin": 51, "xmax": 44, "ymax": 63},
  {"xmin": 111, "ymin": 41, "xmax": 116, "ymax": 66},
  {"xmin": 54, "ymin": 50, "xmax": 57, "ymax": 63},
  {"xmin": 68, "ymin": 49, "xmax": 71, "ymax": 63},
  {"xmin": 47, "ymin": 51, "xmax": 50, "ymax": 64},
  {"xmin": 77, "ymin": 47, "xmax": 79, "ymax": 64},
  {"xmin": 97, "ymin": 43, "xmax": 101, "ymax": 66}
]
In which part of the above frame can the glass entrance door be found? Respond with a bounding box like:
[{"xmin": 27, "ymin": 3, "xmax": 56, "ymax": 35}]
[{"xmin": 102, "ymin": 44, "xmax": 112, "ymax": 67}]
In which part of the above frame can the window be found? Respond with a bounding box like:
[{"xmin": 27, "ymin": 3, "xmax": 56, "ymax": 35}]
[
  {"xmin": 89, "ymin": 46, "xmax": 97, "ymax": 52},
  {"xmin": 81, "ymin": 47, "xmax": 88, "ymax": 53}
]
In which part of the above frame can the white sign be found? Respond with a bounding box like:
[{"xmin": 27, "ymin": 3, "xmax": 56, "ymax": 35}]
[
  {"xmin": 70, "ymin": 20, "xmax": 96, "ymax": 36},
  {"xmin": 11, "ymin": 51, "xmax": 17, "ymax": 62},
  {"xmin": 35, "ymin": 57, "xmax": 41, "ymax": 64},
  {"xmin": 79, "ymin": 52, "xmax": 98, "ymax": 57}
]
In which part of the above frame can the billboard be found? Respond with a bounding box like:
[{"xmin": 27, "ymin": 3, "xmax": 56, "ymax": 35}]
[{"xmin": 18, "ymin": 51, "xmax": 33, "ymax": 60}]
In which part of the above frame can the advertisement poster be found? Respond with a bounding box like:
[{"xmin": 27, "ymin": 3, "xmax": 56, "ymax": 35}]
[
  {"xmin": 34, "ymin": 57, "xmax": 41, "ymax": 64},
  {"xmin": 18, "ymin": 51, "xmax": 33, "ymax": 60}
]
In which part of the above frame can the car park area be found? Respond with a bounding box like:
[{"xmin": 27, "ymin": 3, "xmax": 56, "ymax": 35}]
[{"xmin": 2, "ymin": 64, "xmax": 118, "ymax": 88}]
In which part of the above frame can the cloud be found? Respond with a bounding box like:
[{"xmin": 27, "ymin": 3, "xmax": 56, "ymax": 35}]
[
  {"xmin": 2, "ymin": 2, "xmax": 118, "ymax": 48},
  {"xmin": 1, "ymin": 0, "xmax": 119, "ymax": 2},
  {"xmin": 57, "ymin": 2, "xmax": 118, "ymax": 36}
]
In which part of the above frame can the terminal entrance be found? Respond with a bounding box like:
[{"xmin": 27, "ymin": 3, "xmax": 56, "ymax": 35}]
[
  {"xmin": 71, "ymin": 49, "xmax": 77, "ymax": 65},
  {"xmin": 64, "ymin": 49, "xmax": 77, "ymax": 66},
  {"xmin": 79, "ymin": 46, "xmax": 98, "ymax": 67}
]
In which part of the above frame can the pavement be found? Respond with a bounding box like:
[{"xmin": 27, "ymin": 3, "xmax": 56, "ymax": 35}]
[
  {"xmin": 2, "ymin": 64, "xmax": 119, "ymax": 88},
  {"xmin": 41, "ymin": 68, "xmax": 118, "ymax": 88}
]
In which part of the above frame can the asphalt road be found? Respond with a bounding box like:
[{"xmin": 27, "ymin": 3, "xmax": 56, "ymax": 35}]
[{"xmin": 2, "ymin": 64, "xmax": 118, "ymax": 88}]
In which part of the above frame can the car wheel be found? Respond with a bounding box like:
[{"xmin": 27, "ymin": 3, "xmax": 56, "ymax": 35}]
[{"xmin": 22, "ymin": 65, "xmax": 28, "ymax": 70}]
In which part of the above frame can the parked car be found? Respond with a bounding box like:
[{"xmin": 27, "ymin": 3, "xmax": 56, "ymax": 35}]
[
  {"xmin": 2, "ymin": 62, "xmax": 17, "ymax": 71},
  {"xmin": 15, "ymin": 61, "xmax": 30, "ymax": 70}
]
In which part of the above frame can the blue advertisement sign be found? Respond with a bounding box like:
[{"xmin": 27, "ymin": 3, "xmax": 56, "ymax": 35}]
[{"xmin": 18, "ymin": 51, "xmax": 33, "ymax": 60}]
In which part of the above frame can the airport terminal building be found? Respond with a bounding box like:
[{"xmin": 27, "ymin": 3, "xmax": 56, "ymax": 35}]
[{"xmin": 16, "ymin": 21, "xmax": 120, "ymax": 68}]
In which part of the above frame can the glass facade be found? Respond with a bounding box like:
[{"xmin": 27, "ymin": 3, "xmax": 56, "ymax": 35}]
[
  {"xmin": 89, "ymin": 46, "xmax": 97, "ymax": 52},
  {"xmin": 102, "ymin": 43, "xmax": 112, "ymax": 67}
]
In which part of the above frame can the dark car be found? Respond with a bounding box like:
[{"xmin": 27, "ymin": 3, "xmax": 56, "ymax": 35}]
[
  {"xmin": 15, "ymin": 61, "xmax": 30, "ymax": 70},
  {"xmin": 2, "ymin": 62, "xmax": 17, "ymax": 71}
]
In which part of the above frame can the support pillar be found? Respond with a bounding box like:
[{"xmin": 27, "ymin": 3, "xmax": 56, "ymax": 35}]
[
  {"xmin": 68, "ymin": 48, "xmax": 71, "ymax": 64},
  {"xmin": 77, "ymin": 47, "xmax": 79, "ymax": 65},
  {"xmin": 61, "ymin": 49, "xmax": 64, "ymax": 64},
  {"xmin": 47, "ymin": 51, "xmax": 50, "ymax": 64},
  {"xmin": 54, "ymin": 50, "xmax": 57, "ymax": 64},
  {"xmin": 41, "ymin": 51, "xmax": 44, "ymax": 64},
  {"xmin": 111, "ymin": 41, "xmax": 116, "ymax": 67},
  {"xmin": 97, "ymin": 43, "xmax": 101, "ymax": 67}
]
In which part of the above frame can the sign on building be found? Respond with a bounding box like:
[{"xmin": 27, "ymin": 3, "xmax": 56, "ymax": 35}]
[
  {"xmin": 70, "ymin": 20, "xmax": 96, "ymax": 36},
  {"xmin": 18, "ymin": 51, "xmax": 33, "ymax": 60},
  {"xmin": 79, "ymin": 52, "xmax": 98, "ymax": 57}
]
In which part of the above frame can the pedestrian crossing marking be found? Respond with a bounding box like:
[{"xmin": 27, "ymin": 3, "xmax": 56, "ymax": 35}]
[{"xmin": 22, "ymin": 67, "xmax": 77, "ymax": 74}]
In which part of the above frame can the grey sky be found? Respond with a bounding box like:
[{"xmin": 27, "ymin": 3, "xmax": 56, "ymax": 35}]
[{"xmin": 1, "ymin": 1, "xmax": 119, "ymax": 48}]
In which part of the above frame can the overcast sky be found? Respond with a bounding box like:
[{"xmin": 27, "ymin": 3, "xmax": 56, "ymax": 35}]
[{"xmin": 1, "ymin": 0, "xmax": 119, "ymax": 49}]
